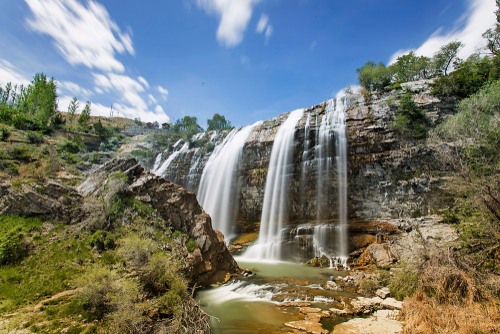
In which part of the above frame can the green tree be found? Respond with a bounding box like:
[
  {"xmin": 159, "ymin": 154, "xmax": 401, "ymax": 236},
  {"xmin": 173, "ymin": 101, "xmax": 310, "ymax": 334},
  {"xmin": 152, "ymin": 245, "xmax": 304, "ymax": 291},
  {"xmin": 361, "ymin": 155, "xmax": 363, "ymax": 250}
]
[
  {"xmin": 78, "ymin": 101, "xmax": 91, "ymax": 128},
  {"xmin": 18, "ymin": 73, "xmax": 58, "ymax": 127},
  {"xmin": 93, "ymin": 119, "xmax": 108, "ymax": 138},
  {"xmin": 390, "ymin": 51, "xmax": 434, "ymax": 83},
  {"xmin": 67, "ymin": 97, "xmax": 79, "ymax": 126},
  {"xmin": 356, "ymin": 61, "xmax": 392, "ymax": 91},
  {"xmin": 482, "ymin": 0, "xmax": 500, "ymax": 56},
  {"xmin": 432, "ymin": 41, "xmax": 464, "ymax": 76},
  {"xmin": 207, "ymin": 113, "xmax": 232, "ymax": 131},
  {"xmin": 392, "ymin": 92, "xmax": 430, "ymax": 138}
]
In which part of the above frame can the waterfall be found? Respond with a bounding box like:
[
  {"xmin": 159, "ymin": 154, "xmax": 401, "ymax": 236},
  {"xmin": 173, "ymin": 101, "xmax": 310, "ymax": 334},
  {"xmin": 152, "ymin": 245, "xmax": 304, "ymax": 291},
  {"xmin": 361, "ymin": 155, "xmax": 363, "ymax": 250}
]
[
  {"xmin": 154, "ymin": 142, "xmax": 189, "ymax": 178},
  {"xmin": 197, "ymin": 122, "xmax": 262, "ymax": 241},
  {"xmin": 312, "ymin": 96, "xmax": 349, "ymax": 267},
  {"xmin": 244, "ymin": 108, "xmax": 305, "ymax": 261},
  {"xmin": 152, "ymin": 153, "xmax": 162, "ymax": 173}
]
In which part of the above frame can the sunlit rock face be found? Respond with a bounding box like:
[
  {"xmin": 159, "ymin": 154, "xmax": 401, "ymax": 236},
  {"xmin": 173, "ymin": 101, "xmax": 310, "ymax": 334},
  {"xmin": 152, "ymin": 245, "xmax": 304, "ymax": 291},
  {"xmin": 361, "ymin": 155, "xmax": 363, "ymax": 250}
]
[{"xmin": 146, "ymin": 80, "xmax": 455, "ymax": 254}]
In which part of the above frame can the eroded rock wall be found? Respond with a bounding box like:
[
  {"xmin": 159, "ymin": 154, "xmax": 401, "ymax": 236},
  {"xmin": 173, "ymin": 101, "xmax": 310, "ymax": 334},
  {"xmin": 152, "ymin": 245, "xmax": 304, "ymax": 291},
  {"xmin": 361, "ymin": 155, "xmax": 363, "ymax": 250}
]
[{"xmin": 147, "ymin": 80, "xmax": 455, "ymax": 225}]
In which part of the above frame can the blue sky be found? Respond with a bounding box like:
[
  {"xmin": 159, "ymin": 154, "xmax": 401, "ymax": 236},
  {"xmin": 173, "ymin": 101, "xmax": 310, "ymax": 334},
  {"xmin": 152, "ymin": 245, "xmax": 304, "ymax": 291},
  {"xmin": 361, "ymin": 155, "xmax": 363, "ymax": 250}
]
[{"xmin": 0, "ymin": 0, "xmax": 495, "ymax": 127}]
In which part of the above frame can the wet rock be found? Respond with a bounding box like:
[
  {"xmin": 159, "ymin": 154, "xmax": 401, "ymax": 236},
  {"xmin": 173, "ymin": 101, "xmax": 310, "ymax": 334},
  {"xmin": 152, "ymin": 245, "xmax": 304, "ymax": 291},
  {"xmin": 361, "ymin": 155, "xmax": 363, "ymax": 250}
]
[
  {"xmin": 279, "ymin": 302, "xmax": 312, "ymax": 307},
  {"xmin": 381, "ymin": 298, "xmax": 403, "ymax": 310},
  {"xmin": 299, "ymin": 307, "xmax": 322, "ymax": 314},
  {"xmin": 284, "ymin": 320, "xmax": 329, "ymax": 334},
  {"xmin": 376, "ymin": 287, "xmax": 391, "ymax": 299},
  {"xmin": 324, "ymin": 280, "xmax": 342, "ymax": 291},
  {"xmin": 329, "ymin": 308, "xmax": 354, "ymax": 316}
]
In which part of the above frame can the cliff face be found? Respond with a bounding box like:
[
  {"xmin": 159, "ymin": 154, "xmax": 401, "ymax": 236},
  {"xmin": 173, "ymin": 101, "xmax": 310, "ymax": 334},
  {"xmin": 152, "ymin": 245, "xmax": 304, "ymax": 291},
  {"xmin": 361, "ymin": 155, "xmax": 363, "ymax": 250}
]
[{"xmin": 149, "ymin": 80, "xmax": 455, "ymax": 230}]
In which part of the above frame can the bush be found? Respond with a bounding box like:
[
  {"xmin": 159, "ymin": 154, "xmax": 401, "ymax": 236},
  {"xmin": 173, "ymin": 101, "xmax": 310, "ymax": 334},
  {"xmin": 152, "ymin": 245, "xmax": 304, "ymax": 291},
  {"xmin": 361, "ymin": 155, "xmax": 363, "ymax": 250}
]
[
  {"xmin": 8, "ymin": 144, "xmax": 33, "ymax": 161},
  {"xmin": 117, "ymin": 235, "xmax": 157, "ymax": 269},
  {"xmin": 185, "ymin": 239, "xmax": 198, "ymax": 253},
  {"xmin": 391, "ymin": 92, "xmax": 430, "ymax": 139},
  {"xmin": 59, "ymin": 137, "xmax": 85, "ymax": 154},
  {"xmin": 100, "ymin": 137, "xmax": 121, "ymax": 152},
  {"xmin": 441, "ymin": 210, "xmax": 460, "ymax": 225},
  {"xmin": 26, "ymin": 131, "xmax": 43, "ymax": 144},
  {"xmin": 0, "ymin": 227, "xmax": 28, "ymax": 265},
  {"xmin": 0, "ymin": 126, "xmax": 10, "ymax": 141},
  {"xmin": 76, "ymin": 265, "xmax": 119, "ymax": 319},
  {"xmin": 50, "ymin": 112, "xmax": 66, "ymax": 129}
]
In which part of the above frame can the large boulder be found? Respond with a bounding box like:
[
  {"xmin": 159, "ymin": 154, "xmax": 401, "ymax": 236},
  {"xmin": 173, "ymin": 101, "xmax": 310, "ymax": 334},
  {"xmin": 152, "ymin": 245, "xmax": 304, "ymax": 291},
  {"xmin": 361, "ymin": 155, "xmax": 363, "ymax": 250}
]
[{"xmin": 77, "ymin": 158, "xmax": 239, "ymax": 286}]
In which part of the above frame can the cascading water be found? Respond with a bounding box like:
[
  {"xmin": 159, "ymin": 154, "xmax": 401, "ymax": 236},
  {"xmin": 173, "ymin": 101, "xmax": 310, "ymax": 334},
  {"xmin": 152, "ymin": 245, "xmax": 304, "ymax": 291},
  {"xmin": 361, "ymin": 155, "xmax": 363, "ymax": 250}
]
[
  {"xmin": 197, "ymin": 122, "xmax": 262, "ymax": 241},
  {"xmin": 154, "ymin": 142, "xmax": 189, "ymax": 178},
  {"xmin": 312, "ymin": 96, "xmax": 349, "ymax": 268},
  {"xmin": 244, "ymin": 108, "xmax": 305, "ymax": 261},
  {"xmin": 152, "ymin": 153, "xmax": 162, "ymax": 173}
]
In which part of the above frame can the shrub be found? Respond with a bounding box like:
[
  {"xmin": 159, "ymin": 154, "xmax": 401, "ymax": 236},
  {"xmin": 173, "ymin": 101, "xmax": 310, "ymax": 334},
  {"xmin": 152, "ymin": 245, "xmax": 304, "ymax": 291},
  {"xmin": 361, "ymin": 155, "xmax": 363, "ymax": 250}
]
[
  {"xmin": 358, "ymin": 278, "xmax": 380, "ymax": 296},
  {"xmin": 0, "ymin": 126, "xmax": 10, "ymax": 141},
  {"xmin": 441, "ymin": 210, "xmax": 460, "ymax": 225},
  {"xmin": 411, "ymin": 208, "xmax": 422, "ymax": 218},
  {"xmin": 89, "ymin": 231, "xmax": 105, "ymax": 250},
  {"xmin": 50, "ymin": 112, "xmax": 66, "ymax": 129},
  {"xmin": 26, "ymin": 131, "xmax": 43, "ymax": 144},
  {"xmin": 8, "ymin": 161, "xmax": 19, "ymax": 173},
  {"xmin": 117, "ymin": 235, "xmax": 157, "ymax": 269},
  {"xmin": 59, "ymin": 137, "xmax": 85, "ymax": 154},
  {"xmin": 391, "ymin": 92, "xmax": 430, "ymax": 139},
  {"xmin": 76, "ymin": 265, "xmax": 119, "ymax": 319},
  {"xmin": 0, "ymin": 227, "xmax": 28, "ymax": 265},
  {"xmin": 8, "ymin": 144, "xmax": 33, "ymax": 161}
]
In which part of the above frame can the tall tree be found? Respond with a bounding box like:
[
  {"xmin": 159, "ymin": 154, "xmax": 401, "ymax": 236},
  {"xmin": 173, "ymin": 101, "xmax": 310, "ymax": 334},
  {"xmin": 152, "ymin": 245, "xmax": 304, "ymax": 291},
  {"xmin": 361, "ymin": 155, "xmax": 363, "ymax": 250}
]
[
  {"xmin": 67, "ymin": 97, "xmax": 79, "ymax": 126},
  {"xmin": 432, "ymin": 41, "xmax": 464, "ymax": 76},
  {"xmin": 207, "ymin": 113, "xmax": 232, "ymax": 131},
  {"xmin": 78, "ymin": 101, "xmax": 91, "ymax": 127}
]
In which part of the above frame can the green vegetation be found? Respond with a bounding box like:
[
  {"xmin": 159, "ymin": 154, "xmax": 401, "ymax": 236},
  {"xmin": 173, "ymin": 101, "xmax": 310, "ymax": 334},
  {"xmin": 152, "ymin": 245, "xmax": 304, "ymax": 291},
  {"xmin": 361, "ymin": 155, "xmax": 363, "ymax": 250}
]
[
  {"xmin": 207, "ymin": 113, "xmax": 233, "ymax": 131},
  {"xmin": 391, "ymin": 92, "xmax": 430, "ymax": 138}
]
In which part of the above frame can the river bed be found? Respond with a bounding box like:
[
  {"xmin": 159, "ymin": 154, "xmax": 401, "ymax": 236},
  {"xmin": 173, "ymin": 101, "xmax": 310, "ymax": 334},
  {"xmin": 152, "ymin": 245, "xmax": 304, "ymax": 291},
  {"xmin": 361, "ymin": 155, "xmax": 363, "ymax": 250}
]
[{"xmin": 197, "ymin": 257, "xmax": 357, "ymax": 333}]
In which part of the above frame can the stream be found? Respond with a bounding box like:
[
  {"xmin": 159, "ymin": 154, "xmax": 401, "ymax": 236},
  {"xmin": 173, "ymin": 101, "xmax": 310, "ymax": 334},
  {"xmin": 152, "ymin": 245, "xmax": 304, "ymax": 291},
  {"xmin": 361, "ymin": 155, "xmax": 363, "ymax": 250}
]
[{"xmin": 197, "ymin": 257, "xmax": 357, "ymax": 333}]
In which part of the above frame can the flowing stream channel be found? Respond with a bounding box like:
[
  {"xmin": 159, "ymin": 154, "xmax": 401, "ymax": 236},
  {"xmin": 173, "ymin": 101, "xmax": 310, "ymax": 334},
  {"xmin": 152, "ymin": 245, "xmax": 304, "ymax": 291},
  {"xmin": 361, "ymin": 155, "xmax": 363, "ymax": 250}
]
[{"xmin": 197, "ymin": 258, "xmax": 356, "ymax": 333}]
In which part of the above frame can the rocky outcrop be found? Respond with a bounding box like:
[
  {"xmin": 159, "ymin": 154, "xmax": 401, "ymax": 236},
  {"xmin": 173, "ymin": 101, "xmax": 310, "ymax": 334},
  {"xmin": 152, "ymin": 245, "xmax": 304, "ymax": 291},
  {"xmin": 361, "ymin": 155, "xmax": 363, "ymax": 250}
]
[
  {"xmin": 77, "ymin": 158, "xmax": 239, "ymax": 285},
  {"xmin": 148, "ymin": 81, "xmax": 453, "ymax": 222},
  {"xmin": 0, "ymin": 180, "xmax": 84, "ymax": 223}
]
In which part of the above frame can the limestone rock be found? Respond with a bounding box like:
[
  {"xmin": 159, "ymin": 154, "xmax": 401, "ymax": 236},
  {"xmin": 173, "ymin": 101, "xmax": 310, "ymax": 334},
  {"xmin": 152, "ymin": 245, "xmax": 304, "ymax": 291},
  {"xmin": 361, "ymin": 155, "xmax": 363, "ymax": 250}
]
[
  {"xmin": 376, "ymin": 287, "xmax": 391, "ymax": 299},
  {"xmin": 299, "ymin": 307, "xmax": 322, "ymax": 314},
  {"xmin": 279, "ymin": 302, "xmax": 312, "ymax": 307},
  {"xmin": 331, "ymin": 309, "xmax": 403, "ymax": 334},
  {"xmin": 381, "ymin": 298, "xmax": 403, "ymax": 310},
  {"xmin": 284, "ymin": 320, "xmax": 329, "ymax": 334},
  {"xmin": 360, "ymin": 244, "xmax": 397, "ymax": 267},
  {"xmin": 330, "ymin": 308, "xmax": 353, "ymax": 316},
  {"xmin": 324, "ymin": 280, "xmax": 342, "ymax": 291},
  {"xmin": 351, "ymin": 296, "xmax": 383, "ymax": 314}
]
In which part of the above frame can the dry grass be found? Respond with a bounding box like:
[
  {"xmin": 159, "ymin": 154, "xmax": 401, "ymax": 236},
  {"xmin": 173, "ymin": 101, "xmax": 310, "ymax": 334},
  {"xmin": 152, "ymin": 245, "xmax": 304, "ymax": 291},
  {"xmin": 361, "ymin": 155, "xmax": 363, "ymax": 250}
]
[
  {"xmin": 403, "ymin": 292, "xmax": 500, "ymax": 334},
  {"xmin": 399, "ymin": 249, "xmax": 500, "ymax": 334}
]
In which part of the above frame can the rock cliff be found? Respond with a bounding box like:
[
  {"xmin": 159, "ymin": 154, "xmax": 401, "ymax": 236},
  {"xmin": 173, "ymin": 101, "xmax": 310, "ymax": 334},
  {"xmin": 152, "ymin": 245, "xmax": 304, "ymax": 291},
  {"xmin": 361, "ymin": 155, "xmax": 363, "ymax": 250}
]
[{"xmin": 147, "ymin": 80, "xmax": 455, "ymax": 227}]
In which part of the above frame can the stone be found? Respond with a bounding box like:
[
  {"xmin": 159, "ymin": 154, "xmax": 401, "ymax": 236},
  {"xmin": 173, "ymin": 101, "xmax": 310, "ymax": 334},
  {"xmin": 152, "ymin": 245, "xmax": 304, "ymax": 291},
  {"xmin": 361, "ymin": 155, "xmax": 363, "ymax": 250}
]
[
  {"xmin": 324, "ymin": 280, "xmax": 342, "ymax": 291},
  {"xmin": 376, "ymin": 287, "xmax": 391, "ymax": 299},
  {"xmin": 299, "ymin": 307, "xmax": 322, "ymax": 314},
  {"xmin": 381, "ymin": 298, "xmax": 403, "ymax": 310},
  {"xmin": 329, "ymin": 308, "xmax": 353, "ymax": 316},
  {"xmin": 284, "ymin": 321, "xmax": 329, "ymax": 334},
  {"xmin": 351, "ymin": 296, "xmax": 383, "ymax": 314},
  {"xmin": 331, "ymin": 309, "xmax": 403, "ymax": 334},
  {"xmin": 365, "ymin": 244, "xmax": 397, "ymax": 267},
  {"xmin": 279, "ymin": 302, "xmax": 312, "ymax": 307}
]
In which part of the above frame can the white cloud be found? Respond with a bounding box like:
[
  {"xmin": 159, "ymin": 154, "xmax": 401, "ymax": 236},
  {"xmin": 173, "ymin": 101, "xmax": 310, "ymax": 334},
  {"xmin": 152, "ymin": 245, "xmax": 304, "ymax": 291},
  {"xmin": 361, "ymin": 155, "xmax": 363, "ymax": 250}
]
[
  {"xmin": 256, "ymin": 14, "xmax": 268, "ymax": 33},
  {"xmin": 95, "ymin": 87, "xmax": 104, "ymax": 94},
  {"xmin": 389, "ymin": 0, "xmax": 496, "ymax": 64},
  {"xmin": 137, "ymin": 76, "xmax": 149, "ymax": 88},
  {"xmin": 155, "ymin": 105, "xmax": 164, "ymax": 113},
  {"xmin": 148, "ymin": 94, "xmax": 157, "ymax": 104},
  {"xmin": 113, "ymin": 103, "xmax": 170, "ymax": 123},
  {"xmin": 157, "ymin": 86, "xmax": 169, "ymax": 100},
  {"xmin": 93, "ymin": 73, "xmax": 147, "ymax": 110},
  {"xmin": 25, "ymin": 0, "xmax": 134, "ymax": 72},
  {"xmin": 195, "ymin": 0, "xmax": 260, "ymax": 47},
  {"xmin": 59, "ymin": 80, "xmax": 93, "ymax": 97},
  {"xmin": 256, "ymin": 13, "xmax": 272, "ymax": 43},
  {"xmin": 0, "ymin": 59, "xmax": 30, "ymax": 86}
]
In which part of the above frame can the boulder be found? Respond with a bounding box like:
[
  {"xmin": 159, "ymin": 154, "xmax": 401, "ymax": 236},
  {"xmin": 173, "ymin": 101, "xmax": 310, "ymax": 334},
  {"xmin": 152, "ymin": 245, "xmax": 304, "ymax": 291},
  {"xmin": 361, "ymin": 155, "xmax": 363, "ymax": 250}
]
[
  {"xmin": 299, "ymin": 307, "xmax": 322, "ymax": 314},
  {"xmin": 331, "ymin": 309, "xmax": 403, "ymax": 334},
  {"xmin": 381, "ymin": 298, "xmax": 403, "ymax": 310},
  {"xmin": 324, "ymin": 280, "xmax": 342, "ymax": 291},
  {"xmin": 376, "ymin": 287, "xmax": 391, "ymax": 299},
  {"xmin": 357, "ymin": 244, "xmax": 397, "ymax": 267},
  {"xmin": 351, "ymin": 296, "xmax": 383, "ymax": 314},
  {"xmin": 284, "ymin": 320, "xmax": 329, "ymax": 334},
  {"xmin": 279, "ymin": 301, "xmax": 312, "ymax": 307}
]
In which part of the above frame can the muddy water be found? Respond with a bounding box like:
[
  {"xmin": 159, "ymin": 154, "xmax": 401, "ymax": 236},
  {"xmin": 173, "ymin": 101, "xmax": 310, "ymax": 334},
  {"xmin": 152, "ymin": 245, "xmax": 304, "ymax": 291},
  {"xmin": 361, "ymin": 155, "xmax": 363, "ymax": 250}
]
[{"xmin": 197, "ymin": 257, "xmax": 356, "ymax": 333}]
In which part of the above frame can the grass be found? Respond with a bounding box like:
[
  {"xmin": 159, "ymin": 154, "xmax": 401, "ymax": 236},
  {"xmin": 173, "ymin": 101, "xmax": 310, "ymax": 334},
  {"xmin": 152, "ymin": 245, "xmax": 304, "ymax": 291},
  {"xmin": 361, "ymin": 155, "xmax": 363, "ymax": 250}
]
[{"xmin": 0, "ymin": 216, "xmax": 95, "ymax": 313}]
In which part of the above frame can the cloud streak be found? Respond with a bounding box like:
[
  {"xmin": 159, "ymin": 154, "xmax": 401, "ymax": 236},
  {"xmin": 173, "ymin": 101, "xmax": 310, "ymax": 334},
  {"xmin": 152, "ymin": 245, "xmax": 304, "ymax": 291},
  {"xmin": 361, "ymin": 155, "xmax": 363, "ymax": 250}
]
[
  {"xmin": 25, "ymin": 0, "xmax": 134, "ymax": 72},
  {"xmin": 195, "ymin": 0, "xmax": 260, "ymax": 47},
  {"xmin": 0, "ymin": 60, "xmax": 31, "ymax": 86},
  {"xmin": 256, "ymin": 13, "xmax": 272, "ymax": 43},
  {"xmin": 389, "ymin": 0, "xmax": 496, "ymax": 64}
]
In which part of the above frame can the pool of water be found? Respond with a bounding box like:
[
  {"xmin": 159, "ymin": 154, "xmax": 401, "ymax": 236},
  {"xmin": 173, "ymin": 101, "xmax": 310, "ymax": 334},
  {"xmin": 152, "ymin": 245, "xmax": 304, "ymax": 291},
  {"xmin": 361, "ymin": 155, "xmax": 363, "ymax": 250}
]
[{"xmin": 196, "ymin": 257, "xmax": 356, "ymax": 333}]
